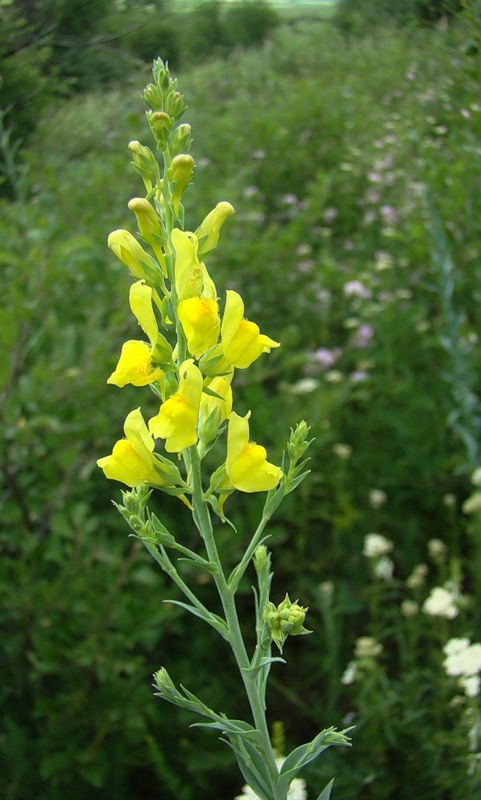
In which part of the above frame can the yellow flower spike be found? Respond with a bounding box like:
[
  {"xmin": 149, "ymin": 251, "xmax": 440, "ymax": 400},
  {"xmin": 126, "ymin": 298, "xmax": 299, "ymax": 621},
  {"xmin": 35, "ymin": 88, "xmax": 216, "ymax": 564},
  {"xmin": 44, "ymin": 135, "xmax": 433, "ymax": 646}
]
[
  {"xmin": 221, "ymin": 290, "xmax": 280, "ymax": 369},
  {"xmin": 196, "ymin": 201, "xmax": 235, "ymax": 257},
  {"xmin": 129, "ymin": 281, "xmax": 159, "ymax": 347},
  {"xmin": 128, "ymin": 198, "xmax": 166, "ymax": 274},
  {"xmin": 178, "ymin": 297, "xmax": 220, "ymax": 359},
  {"xmin": 225, "ymin": 412, "xmax": 283, "ymax": 493},
  {"xmin": 149, "ymin": 359, "xmax": 203, "ymax": 453},
  {"xmin": 168, "ymin": 153, "xmax": 195, "ymax": 215},
  {"xmin": 171, "ymin": 228, "xmax": 203, "ymax": 300},
  {"xmin": 97, "ymin": 408, "xmax": 162, "ymax": 487},
  {"xmin": 107, "ymin": 340, "xmax": 162, "ymax": 387},
  {"xmin": 108, "ymin": 229, "xmax": 152, "ymax": 280}
]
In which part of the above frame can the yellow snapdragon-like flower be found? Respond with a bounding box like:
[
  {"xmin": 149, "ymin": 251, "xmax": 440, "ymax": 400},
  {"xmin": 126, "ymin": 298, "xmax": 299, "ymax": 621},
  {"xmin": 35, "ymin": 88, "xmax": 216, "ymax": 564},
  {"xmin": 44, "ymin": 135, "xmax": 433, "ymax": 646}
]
[
  {"xmin": 108, "ymin": 282, "xmax": 163, "ymax": 388},
  {"xmin": 108, "ymin": 229, "xmax": 152, "ymax": 280},
  {"xmin": 225, "ymin": 411, "xmax": 282, "ymax": 493},
  {"xmin": 196, "ymin": 201, "xmax": 235, "ymax": 257},
  {"xmin": 149, "ymin": 359, "xmax": 203, "ymax": 452},
  {"xmin": 172, "ymin": 229, "xmax": 216, "ymax": 301},
  {"xmin": 97, "ymin": 408, "xmax": 162, "ymax": 487},
  {"xmin": 178, "ymin": 297, "xmax": 220, "ymax": 359},
  {"xmin": 108, "ymin": 341, "xmax": 161, "ymax": 388},
  {"xmin": 221, "ymin": 290, "xmax": 280, "ymax": 369}
]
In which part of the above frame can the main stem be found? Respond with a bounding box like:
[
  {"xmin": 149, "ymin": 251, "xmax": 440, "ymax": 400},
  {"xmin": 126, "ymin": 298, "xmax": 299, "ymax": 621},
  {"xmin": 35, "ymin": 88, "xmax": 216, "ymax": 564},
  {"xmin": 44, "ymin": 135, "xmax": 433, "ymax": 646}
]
[{"xmin": 188, "ymin": 445, "xmax": 281, "ymax": 795}]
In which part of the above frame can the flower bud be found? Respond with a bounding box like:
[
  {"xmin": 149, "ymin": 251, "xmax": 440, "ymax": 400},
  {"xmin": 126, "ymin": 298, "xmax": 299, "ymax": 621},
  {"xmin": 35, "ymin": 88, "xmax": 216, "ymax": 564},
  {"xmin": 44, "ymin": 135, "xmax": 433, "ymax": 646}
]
[
  {"xmin": 148, "ymin": 110, "xmax": 173, "ymax": 150},
  {"xmin": 169, "ymin": 154, "xmax": 195, "ymax": 214},
  {"xmin": 143, "ymin": 82, "xmax": 163, "ymax": 109},
  {"xmin": 166, "ymin": 90, "xmax": 186, "ymax": 120},
  {"xmin": 287, "ymin": 420, "xmax": 311, "ymax": 464},
  {"xmin": 253, "ymin": 545, "xmax": 270, "ymax": 575},
  {"xmin": 169, "ymin": 123, "xmax": 193, "ymax": 156},
  {"xmin": 128, "ymin": 140, "xmax": 161, "ymax": 192},
  {"xmin": 263, "ymin": 594, "xmax": 310, "ymax": 651}
]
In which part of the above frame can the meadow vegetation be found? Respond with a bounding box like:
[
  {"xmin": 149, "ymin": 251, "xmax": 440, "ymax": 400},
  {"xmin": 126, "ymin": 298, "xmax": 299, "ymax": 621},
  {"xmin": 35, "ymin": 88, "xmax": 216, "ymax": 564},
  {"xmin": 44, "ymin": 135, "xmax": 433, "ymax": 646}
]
[{"xmin": 2, "ymin": 1, "xmax": 481, "ymax": 798}]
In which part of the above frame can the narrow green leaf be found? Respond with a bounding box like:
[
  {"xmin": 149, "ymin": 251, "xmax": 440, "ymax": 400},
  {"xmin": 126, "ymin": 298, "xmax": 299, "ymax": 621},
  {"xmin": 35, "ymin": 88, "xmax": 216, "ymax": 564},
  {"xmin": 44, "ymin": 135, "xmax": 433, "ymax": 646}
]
[
  {"xmin": 315, "ymin": 778, "xmax": 335, "ymax": 800},
  {"xmin": 164, "ymin": 599, "xmax": 229, "ymax": 639}
]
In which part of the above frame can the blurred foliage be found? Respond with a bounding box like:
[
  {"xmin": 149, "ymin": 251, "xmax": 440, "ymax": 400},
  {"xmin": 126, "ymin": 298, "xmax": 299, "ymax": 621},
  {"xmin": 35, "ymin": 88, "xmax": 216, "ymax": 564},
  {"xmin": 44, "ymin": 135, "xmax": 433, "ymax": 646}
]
[
  {"xmin": 334, "ymin": 0, "xmax": 465, "ymax": 33},
  {"xmin": 2, "ymin": 7, "xmax": 481, "ymax": 800}
]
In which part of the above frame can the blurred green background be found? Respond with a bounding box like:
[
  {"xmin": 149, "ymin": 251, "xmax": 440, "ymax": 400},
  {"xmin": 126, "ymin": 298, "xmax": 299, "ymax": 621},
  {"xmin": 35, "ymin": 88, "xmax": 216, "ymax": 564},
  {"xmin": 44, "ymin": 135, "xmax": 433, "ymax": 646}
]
[{"xmin": 2, "ymin": 1, "xmax": 481, "ymax": 798}]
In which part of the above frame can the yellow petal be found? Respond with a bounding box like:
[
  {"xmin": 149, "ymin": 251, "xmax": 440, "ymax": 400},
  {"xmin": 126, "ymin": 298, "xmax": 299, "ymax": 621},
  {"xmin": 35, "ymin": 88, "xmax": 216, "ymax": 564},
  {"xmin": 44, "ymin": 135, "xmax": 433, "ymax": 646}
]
[
  {"xmin": 149, "ymin": 360, "xmax": 203, "ymax": 453},
  {"xmin": 97, "ymin": 440, "xmax": 158, "ymax": 487},
  {"xmin": 196, "ymin": 201, "xmax": 235, "ymax": 256},
  {"xmin": 172, "ymin": 228, "xmax": 203, "ymax": 300},
  {"xmin": 221, "ymin": 290, "xmax": 280, "ymax": 369},
  {"xmin": 221, "ymin": 290, "xmax": 245, "ymax": 348},
  {"xmin": 124, "ymin": 407, "xmax": 155, "ymax": 455},
  {"xmin": 129, "ymin": 281, "xmax": 159, "ymax": 346},
  {"xmin": 149, "ymin": 396, "xmax": 198, "ymax": 452},
  {"xmin": 178, "ymin": 297, "xmax": 220, "ymax": 358},
  {"xmin": 225, "ymin": 411, "xmax": 282, "ymax": 493},
  {"xmin": 228, "ymin": 443, "xmax": 282, "ymax": 493},
  {"xmin": 107, "ymin": 229, "xmax": 150, "ymax": 279},
  {"xmin": 107, "ymin": 340, "xmax": 161, "ymax": 387},
  {"xmin": 226, "ymin": 412, "xmax": 250, "ymax": 473}
]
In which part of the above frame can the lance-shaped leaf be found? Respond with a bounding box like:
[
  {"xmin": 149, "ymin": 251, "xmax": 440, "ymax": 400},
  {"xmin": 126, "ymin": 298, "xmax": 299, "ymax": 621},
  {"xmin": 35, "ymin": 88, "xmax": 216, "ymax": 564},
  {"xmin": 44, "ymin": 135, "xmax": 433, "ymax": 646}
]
[
  {"xmin": 315, "ymin": 778, "xmax": 335, "ymax": 800},
  {"xmin": 277, "ymin": 727, "xmax": 352, "ymax": 796},
  {"xmin": 165, "ymin": 599, "xmax": 229, "ymax": 640}
]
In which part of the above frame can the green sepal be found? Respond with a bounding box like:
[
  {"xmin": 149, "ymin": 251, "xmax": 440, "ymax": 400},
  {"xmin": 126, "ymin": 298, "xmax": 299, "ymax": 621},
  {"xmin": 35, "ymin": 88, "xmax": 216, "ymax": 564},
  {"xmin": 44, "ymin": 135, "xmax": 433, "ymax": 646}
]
[
  {"xmin": 277, "ymin": 728, "xmax": 352, "ymax": 796},
  {"xmin": 164, "ymin": 599, "xmax": 229, "ymax": 640}
]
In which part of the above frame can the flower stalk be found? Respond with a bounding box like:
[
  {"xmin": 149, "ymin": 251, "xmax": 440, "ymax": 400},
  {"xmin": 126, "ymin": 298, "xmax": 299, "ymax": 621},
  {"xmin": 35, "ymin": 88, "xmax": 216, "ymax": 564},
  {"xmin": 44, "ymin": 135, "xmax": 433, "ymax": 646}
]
[{"xmin": 98, "ymin": 59, "xmax": 350, "ymax": 800}]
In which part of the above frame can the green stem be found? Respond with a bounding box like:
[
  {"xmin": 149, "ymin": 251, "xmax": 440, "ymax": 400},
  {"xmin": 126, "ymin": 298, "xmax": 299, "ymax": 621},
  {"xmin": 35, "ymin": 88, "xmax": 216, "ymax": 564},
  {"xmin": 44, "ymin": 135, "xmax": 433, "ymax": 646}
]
[{"xmin": 188, "ymin": 444, "xmax": 282, "ymax": 796}]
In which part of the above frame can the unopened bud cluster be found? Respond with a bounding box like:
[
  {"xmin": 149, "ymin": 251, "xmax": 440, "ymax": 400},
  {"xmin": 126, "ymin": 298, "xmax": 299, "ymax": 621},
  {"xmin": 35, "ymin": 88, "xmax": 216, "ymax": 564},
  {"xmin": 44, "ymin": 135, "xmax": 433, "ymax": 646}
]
[{"xmin": 264, "ymin": 594, "xmax": 311, "ymax": 651}]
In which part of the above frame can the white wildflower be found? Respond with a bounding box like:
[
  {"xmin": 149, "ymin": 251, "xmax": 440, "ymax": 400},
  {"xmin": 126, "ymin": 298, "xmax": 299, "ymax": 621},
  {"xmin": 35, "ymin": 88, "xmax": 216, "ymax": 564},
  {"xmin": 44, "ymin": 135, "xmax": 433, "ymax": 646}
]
[
  {"xmin": 355, "ymin": 636, "xmax": 383, "ymax": 659},
  {"xmin": 460, "ymin": 676, "xmax": 481, "ymax": 698},
  {"xmin": 369, "ymin": 488, "xmax": 387, "ymax": 508},
  {"xmin": 462, "ymin": 492, "xmax": 481, "ymax": 515},
  {"xmin": 471, "ymin": 468, "xmax": 481, "ymax": 487},
  {"xmin": 406, "ymin": 563, "xmax": 428, "ymax": 589},
  {"xmin": 374, "ymin": 555, "xmax": 394, "ymax": 581},
  {"xmin": 363, "ymin": 533, "xmax": 393, "ymax": 558},
  {"xmin": 341, "ymin": 661, "xmax": 357, "ymax": 685},
  {"xmin": 422, "ymin": 586, "xmax": 458, "ymax": 619},
  {"xmin": 443, "ymin": 638, "xmax": 471, "ymax": 657},
  {"xmin": 444, "ymin": 642, "xmax": 481, "ymax": 677},
  {"xmin": 400, "ymin": 599, "xmax": 419, "ymax": 617},
  {"xmin": 332, "ymin": 443, "xmax": 352, "ymax": 459},
  {"xmin": 427, "ymin": 538, "xmax": 446, "ymax": 560}
]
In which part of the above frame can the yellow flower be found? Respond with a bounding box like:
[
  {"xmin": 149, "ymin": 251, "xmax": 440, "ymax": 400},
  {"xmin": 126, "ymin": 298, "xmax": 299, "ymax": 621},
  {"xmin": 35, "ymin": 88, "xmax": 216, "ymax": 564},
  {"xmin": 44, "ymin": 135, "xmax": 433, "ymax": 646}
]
[
  {"xmin": 225, "ymin": 412, "xmax": 282, "ymax": 493},
  {"xmin": 149, "ymin": 359, "xmax": 203, "ymax": 452},
  {"xmin": 221, "ymin": 290, "xmax": 280, "ymax": 369},
  {"xmin": 107, "ymin": 340, "xmax": 162, "ymax": 387},
  {"xmin": 108, "ymin": 282, "xmax": 167, "ymax": 388},
  {"xmin": 129, "ymin": 280, "xmax": 159, "ymax": 347},
  {"xmin": 97, "ymin": 408, "xmax": 161, "ymax": 487},
  {"xmin": 196, "ymin": 201, "xmax": 235, "ymax": 257},
  {"xmin": 172, "ymin": 229, "xmax": 217, "ymax": 302},
  {"xmin": 107, "ymin": 229, "xmax": 152, "ymax": 280},
  {"xmin": 178, "ymin": 297, "xmax": 220, "ymax": 359}
]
